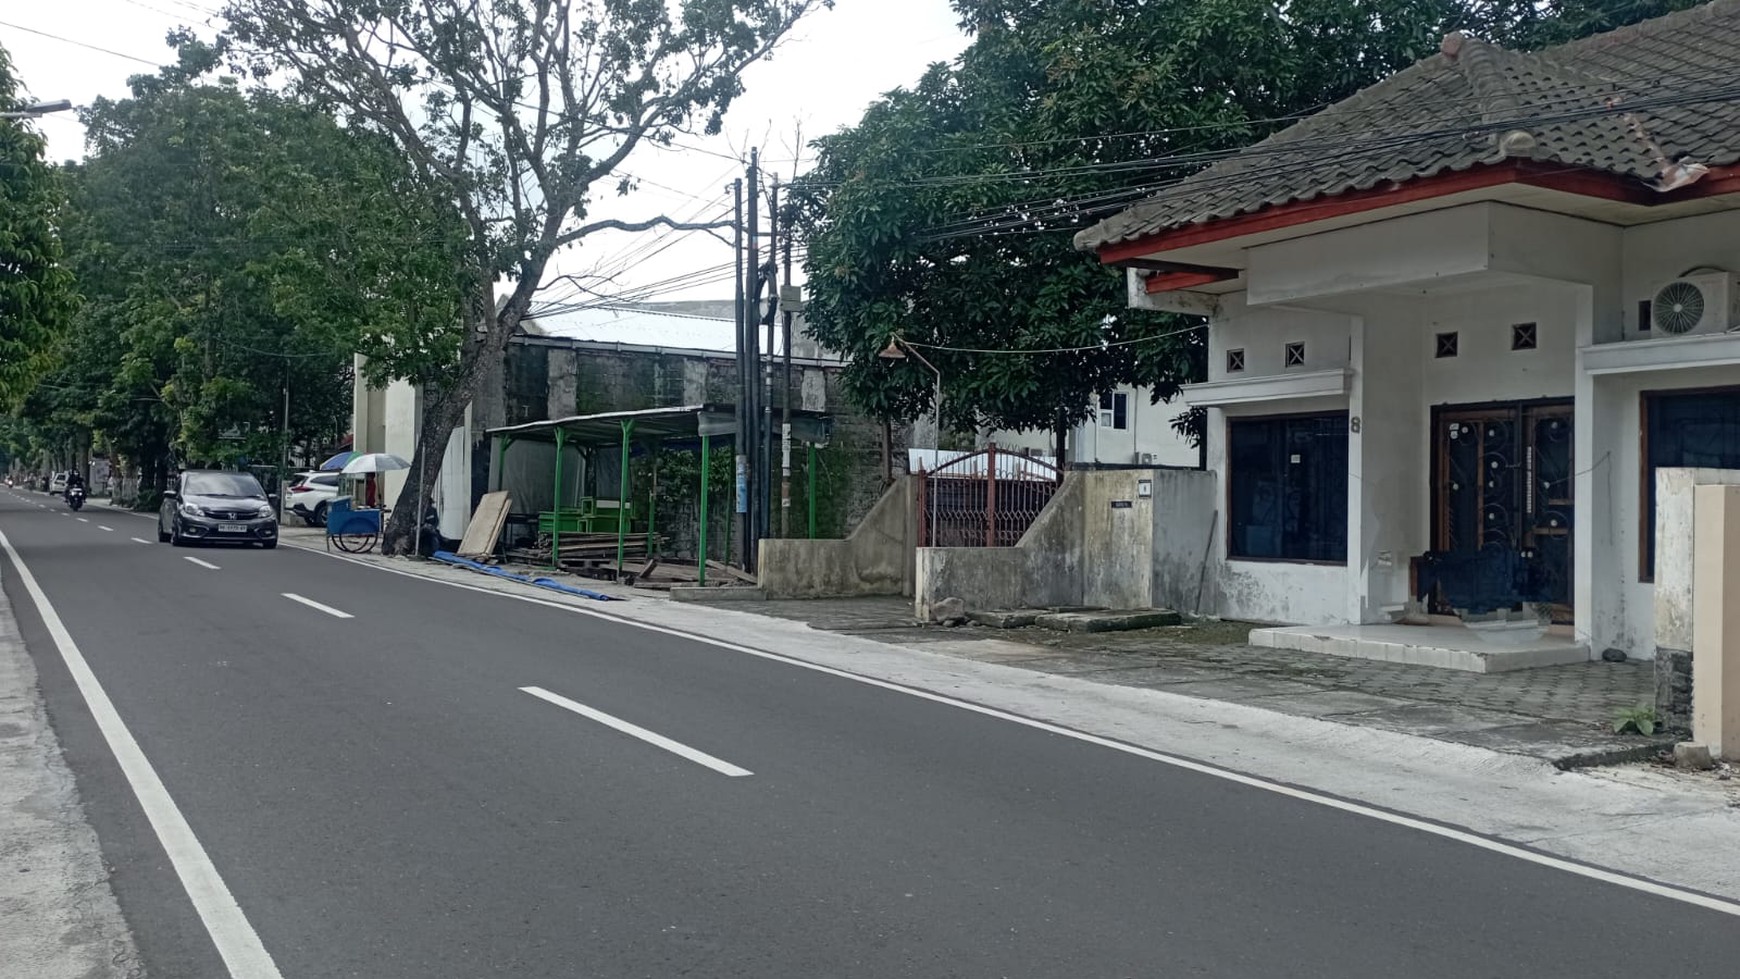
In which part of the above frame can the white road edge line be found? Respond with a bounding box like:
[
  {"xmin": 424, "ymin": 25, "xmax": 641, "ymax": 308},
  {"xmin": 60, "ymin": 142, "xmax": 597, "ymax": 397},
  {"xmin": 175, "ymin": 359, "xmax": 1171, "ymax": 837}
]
[
  {"xmin": 299, "ymin": 542, "xmax": 1740, "ymax": 918},
  {"xmin": 281, "ymin": 593, "xmax": 353, "ymax": 619},
  {"xmin": 0, "ymin": 529, "xmax": 284, "ymax": 977},
  {"xmin": 520, "ymin": 686, "xmax": 753, "ymax": 778},
  {"xmin": 183, "ymin": 557, "xmax": 220, "ymax": 570}
]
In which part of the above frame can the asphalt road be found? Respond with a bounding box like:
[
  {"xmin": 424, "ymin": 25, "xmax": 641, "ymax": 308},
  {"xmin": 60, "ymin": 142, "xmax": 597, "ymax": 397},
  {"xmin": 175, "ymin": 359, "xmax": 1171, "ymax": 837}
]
[{"xmin": 4, "ymin": 487, "xmax": 1739, "ymax": 979}]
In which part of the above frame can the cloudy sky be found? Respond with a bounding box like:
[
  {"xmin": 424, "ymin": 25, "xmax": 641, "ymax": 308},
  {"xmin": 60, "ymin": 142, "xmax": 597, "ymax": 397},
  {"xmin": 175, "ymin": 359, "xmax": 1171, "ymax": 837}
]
[{"xmin": 2, "ymin": 0, "xmax": 969, "ymax": 305}]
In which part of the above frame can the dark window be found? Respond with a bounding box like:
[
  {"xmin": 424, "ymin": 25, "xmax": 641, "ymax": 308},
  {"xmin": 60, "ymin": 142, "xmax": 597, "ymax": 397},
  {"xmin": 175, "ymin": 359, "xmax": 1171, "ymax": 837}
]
[
  {"xmin": 1511, "ymin": 322, "xmax": 1537, "ymax": 350},
  {"xmin": 1228, "ymin": 413, "xmax": 1348, "ymax": 562},
  {"xmin": 1284, "ymin": 341, "xmax": 1306, "ymax": 367},
  {"xmin": 1638, "ymin": 299, "xmax": 1653, "ymax": 333},
  {"xmin": 1098, "ymin": 392, "xmax": 1128, "ymax": 430},
  {"xmin": 1642, "ymin": 388, "xmax": 1740, "ymax": 578},
  {"xmin": 1435, "ymin": 332, "xmax": 1459, "ymax": 358},
  {"xmin": 1226, "ymin": 348, "xmax": 1245, "ymax": 373},
  {"xmin": 183, "ymin": 472, "xmax": 267, "ymax": 498}
]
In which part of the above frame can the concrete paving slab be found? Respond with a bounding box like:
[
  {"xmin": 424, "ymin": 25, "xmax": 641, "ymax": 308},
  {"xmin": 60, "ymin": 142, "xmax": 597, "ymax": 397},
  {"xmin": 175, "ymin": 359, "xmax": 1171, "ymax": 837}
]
[
  {"xmin": 1013, "ymin": 653, "xmax": 1171, "ymax": 675},
  {"xmin": 1239, "ymin": 689, "xmax": 1416, "ymax": 718},
  {"xmin": 1147, "ymin": 676, "xmax": 1324, "ymax": 702},
  {"xmin": 1088, "ymin": 663, "xmax": 1252, "ymax": 687},
  {"xmin": 1333, "ymin": 702, "xmax": 1541, "ymax": 737},
  {"xmin": 1433, "ymin": 721, "xmax": 1675, "ymax": 767},
  {"xmin": 922, "ymin": 639, "xmax": 1073, "ymax": 662}
]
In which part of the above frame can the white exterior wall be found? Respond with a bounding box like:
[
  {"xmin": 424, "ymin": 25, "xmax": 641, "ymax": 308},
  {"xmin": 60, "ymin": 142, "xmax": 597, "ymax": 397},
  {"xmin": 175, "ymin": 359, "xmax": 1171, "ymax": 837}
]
[
  {"xmin": 1176, "ymin": 202, "xmax": 1683, "ymax": 644},
  {"xmin": 988, "ymin": 386, "xmax": 1198, "ymax": 468}
]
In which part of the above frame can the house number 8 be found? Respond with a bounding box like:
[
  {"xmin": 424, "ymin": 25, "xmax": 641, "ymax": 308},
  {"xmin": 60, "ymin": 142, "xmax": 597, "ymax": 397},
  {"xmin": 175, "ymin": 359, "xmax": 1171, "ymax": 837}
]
[{"xmin": 1350, "ymin": 416, "xmax": 1362, "ymax": 433}]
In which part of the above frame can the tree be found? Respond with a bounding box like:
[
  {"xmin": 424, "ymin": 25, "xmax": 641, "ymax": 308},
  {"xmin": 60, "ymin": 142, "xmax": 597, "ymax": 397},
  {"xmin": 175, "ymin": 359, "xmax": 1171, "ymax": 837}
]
[
  {"xmin": 220, "ymin": 0, "xmax": 831, "ymax": 552},
  {"xmin": 793, "ymin": 0, "xmax": 1683, "ymax": 451},
  {"xmin": 0, "ymin": 43, "xmax": 78, "ymax": 408},
  {"xmin": 35, "ymin": 43, "xmax": 464, "ymax": 495},
  {"xmin": 793, "ymin": 0, "xmax": 1474, "ymax": 452}
]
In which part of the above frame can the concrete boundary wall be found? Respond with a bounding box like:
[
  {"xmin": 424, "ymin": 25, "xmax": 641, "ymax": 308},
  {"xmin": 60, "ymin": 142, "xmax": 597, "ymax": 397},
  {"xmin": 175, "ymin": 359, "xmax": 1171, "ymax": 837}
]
[
  {"xmin": 916, "ymin": 469, "xmax": 1217, "ymax": 620},
  {"xmin": 760, "ymin": 477, "xmax": 917, "ymax": 598},
  {"xmin": 1655, "ymin": 467, "xmax": 1740, "ymax": 728}
]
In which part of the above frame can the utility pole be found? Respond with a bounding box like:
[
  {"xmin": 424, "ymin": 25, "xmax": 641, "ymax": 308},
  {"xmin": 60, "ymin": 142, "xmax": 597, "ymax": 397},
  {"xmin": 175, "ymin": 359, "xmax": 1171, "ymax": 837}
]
[
  {"xmin": 747, "ymin": 149, "xmax": 762, "ymax": 569},
  {"xmin": 779, "ymin": 179, "xmax": 794, "ymax": 539},
  {"xmin": 279, "ymin": 374, "xmax": 291, "ymax": 523},
  {"xmin": 761, "ymin": 178, "xmax": 779, "ymax": 544},
  {"xmin": 733, "ymin": 177, "xmax": 749, "ymax": 568}
]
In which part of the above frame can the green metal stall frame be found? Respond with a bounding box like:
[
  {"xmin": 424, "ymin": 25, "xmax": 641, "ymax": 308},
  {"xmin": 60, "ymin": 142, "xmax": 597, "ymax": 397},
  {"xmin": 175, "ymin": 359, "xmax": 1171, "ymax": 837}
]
[{"xmin": 486, "ymin": 404, "xmax": 832, "ymax": 583}]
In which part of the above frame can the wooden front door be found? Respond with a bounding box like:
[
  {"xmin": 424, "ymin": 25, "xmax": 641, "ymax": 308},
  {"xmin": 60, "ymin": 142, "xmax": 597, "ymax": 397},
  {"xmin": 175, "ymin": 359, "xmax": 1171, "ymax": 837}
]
[{"xmin": 1431, "ymin": 400, "xmax": 1573, "ymax": 620}]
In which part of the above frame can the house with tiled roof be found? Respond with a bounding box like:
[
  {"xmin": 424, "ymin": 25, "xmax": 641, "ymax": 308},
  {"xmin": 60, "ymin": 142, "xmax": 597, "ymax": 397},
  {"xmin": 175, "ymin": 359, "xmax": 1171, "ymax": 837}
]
[{"xmin": 1076, "ymin": 0, "xmax": 1740, "ymax": 707}]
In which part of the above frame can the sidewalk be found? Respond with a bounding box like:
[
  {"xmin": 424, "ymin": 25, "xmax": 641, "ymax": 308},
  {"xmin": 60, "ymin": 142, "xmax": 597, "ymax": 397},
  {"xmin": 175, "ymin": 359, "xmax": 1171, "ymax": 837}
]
[
  {"xmin": 278, "ymin": 519, "xmax": 1674, "ymax": 770},
  {"xmin": 708, "ymin": 595, "xmax": 1669, "ymax": 768},
  {"xmin": 0, "ymin": 561, "xmax": 143, "ymax": 978}
]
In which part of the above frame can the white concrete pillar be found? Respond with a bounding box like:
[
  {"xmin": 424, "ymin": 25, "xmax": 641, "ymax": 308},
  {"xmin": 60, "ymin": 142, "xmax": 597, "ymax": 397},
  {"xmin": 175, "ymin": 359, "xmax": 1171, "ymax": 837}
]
[
  {"xmin": 1571, "ymin": 285, "xmax": 1599, "ymax": 652},
  {"xmin": 1346, "ymin": 313, "xmax": 1423, "ymax": 623},
  {"xmin": 1693, "ymin": 484, "xmax": 1740, "ymax": 759}
]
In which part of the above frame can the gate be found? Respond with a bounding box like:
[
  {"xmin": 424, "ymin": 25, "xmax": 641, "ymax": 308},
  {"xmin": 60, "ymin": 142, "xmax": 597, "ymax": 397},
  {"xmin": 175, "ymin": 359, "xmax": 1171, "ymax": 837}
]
[{"xmin": 915, "ymin": 444, "xmax": 1062, "ymax": 548}]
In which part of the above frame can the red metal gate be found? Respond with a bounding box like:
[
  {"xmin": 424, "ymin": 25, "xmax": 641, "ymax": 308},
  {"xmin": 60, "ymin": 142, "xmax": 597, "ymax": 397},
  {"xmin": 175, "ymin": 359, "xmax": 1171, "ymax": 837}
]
[{"xmin": 915, "ymin": 444, "xmax": 1062, "ymax": 547}]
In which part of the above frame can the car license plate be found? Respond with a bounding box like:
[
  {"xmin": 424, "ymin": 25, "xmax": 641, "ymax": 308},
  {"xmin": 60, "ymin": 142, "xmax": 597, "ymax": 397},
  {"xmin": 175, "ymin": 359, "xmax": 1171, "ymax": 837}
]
[{"xmin": 218, "ymin": 523, "xmax": 248, "ymax": 533}]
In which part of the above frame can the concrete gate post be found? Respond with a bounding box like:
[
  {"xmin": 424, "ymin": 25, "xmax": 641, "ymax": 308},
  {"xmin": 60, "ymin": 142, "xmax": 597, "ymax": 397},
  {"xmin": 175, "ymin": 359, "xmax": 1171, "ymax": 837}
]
[{"xmin": 1692, "ymin": 484, "xmax": 1740, "ymax": 759}]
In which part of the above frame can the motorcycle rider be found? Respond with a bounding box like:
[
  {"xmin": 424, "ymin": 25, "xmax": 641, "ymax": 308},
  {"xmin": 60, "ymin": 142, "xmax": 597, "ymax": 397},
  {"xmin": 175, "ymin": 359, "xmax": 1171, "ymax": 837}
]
[{"xmin": 64, "ymin": 470, "xmax": 85, "ymax": 497}]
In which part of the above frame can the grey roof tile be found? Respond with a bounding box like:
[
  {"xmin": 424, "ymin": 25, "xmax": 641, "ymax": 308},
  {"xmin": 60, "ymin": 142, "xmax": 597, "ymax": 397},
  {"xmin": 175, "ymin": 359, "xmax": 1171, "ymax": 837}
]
[{"xmin": 1077, "ymin": 0, "xmax": 1740, "ymax": 253}]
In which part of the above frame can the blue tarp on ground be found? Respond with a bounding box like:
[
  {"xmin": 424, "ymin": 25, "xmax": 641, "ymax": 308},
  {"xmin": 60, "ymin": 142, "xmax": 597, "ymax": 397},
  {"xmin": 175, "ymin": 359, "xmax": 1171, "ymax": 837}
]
[{"xmin": 432, "ymin": 551, "xmax": 622, "ymax": 601}]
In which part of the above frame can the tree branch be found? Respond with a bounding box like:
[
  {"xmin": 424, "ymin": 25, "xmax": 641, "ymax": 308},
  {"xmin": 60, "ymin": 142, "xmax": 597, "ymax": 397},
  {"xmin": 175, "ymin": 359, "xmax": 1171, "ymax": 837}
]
[{"xmin": 557, "ymin": 214, "xmax": 735, "ymax": 248}]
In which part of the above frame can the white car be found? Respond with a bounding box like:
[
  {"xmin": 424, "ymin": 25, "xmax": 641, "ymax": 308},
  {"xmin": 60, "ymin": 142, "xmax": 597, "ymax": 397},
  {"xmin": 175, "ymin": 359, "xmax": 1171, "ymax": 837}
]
[
  {"xmin": 47, "ymin": 471, "xmax": 68, "ymax": 495},
  {"xmin": 286, "ymin": 471, "xmax": 342, "ymax": 526}
]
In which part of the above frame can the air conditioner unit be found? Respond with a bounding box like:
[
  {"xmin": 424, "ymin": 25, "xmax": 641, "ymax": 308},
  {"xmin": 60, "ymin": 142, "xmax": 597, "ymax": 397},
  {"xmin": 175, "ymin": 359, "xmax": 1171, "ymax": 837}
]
[
  {"xmin": 1649, "ymin": 272, "xmax": 1740, "ymax": 336},
  {"xmin": 1136, "ymin": 452, "xmax": 1159, "ymax": 465}
]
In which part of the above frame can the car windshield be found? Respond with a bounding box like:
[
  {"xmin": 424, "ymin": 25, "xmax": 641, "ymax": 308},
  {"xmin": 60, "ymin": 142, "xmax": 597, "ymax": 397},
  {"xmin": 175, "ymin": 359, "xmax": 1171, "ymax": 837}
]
[{"xmin": 185, "ymin": 473, "xmax": 266, "ymax": 498}]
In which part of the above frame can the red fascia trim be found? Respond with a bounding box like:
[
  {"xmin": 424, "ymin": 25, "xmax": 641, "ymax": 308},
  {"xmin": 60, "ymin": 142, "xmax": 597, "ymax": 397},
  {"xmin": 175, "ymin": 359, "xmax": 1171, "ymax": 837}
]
[
  {"xmin": 1097, "ymin": 160, "xmax": 1740, "ymax": 268},
  {"xmin": 1143, "ymin": 268, "xmax": 1239, "ymax": 294}
]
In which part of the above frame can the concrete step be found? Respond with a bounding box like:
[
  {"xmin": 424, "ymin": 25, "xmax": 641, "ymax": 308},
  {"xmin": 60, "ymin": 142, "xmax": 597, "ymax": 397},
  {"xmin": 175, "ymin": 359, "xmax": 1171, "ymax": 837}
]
[
  {"xmin": 1033, "ymin": 608, "xmax": 1182, "ymax": 633},
  {"xmin": 1249, "ymin": 624, "xmax": 1589, "ymax": 673}
]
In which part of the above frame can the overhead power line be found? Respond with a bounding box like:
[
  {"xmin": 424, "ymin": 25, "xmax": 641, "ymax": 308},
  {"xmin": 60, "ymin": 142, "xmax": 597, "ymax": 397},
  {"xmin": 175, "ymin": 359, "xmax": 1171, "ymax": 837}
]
[{"xmin": 0, "ymin": 18, "xmax": 164, "ymax": 67}]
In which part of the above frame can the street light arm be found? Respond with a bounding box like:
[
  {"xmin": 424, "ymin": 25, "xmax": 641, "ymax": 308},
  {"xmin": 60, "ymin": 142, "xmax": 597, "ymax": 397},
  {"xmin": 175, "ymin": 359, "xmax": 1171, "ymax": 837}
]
[{"xmin": 1, "ymin": 99, "xmax": 74, "ymax": 120}]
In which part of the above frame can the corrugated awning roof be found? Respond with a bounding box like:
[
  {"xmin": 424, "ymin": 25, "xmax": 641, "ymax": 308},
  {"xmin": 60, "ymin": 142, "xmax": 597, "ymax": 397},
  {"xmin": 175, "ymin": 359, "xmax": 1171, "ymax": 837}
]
[{"xmin": 487, "ymin": 404, "xmax": 834, "ymax": 446}]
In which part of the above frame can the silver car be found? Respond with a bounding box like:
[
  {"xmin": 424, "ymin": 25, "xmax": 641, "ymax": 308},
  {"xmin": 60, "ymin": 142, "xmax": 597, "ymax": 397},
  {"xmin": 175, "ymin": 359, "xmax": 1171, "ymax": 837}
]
[{"xmin": 158, "ymin": 470, "xmax": 280, "ymax": 548}]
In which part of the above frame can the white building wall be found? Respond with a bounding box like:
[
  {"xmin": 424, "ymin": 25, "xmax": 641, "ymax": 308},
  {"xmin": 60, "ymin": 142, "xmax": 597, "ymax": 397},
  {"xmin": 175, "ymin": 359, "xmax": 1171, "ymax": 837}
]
[{"xmin": 986, "ymin": 386, "xmax": 1198, "ymax": 468}]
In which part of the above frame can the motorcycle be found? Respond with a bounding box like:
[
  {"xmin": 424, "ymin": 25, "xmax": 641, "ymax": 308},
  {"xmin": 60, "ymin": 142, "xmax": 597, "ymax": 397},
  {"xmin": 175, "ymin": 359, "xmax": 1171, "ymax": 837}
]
[{"xmin": 66, "ymin": 485, "xmax": 85, "ymax": 511}]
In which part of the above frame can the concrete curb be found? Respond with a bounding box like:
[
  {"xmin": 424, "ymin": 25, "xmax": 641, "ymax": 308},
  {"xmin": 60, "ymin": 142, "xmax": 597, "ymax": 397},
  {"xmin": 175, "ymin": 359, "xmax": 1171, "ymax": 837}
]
[{"xmin": 0, "ymin": 553, "xmax": 144, "ymax": 978}]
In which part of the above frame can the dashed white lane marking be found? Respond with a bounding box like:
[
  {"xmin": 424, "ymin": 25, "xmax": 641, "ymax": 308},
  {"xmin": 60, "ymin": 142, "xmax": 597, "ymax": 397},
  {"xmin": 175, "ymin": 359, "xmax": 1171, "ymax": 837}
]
[
  {"xmin": 98, "ymin": 525, "xmax": 114, "ymax": 532},
  {"xmin": 281, "ymin": 593, "xmax": 353, "ymax": 619},
  {"xmin": 130, "ymin": 537, "xmax": 150, "ymax": 545},
  {"xmin": 76, "ymin": 517, "xmax": 89, "ymax": 523},
  {"xmin": 520, "ymin": 686, "xmax": 753, "ymax": 778},
  {"xmin": 0, "ymin": 529, "xmax": 284, "ymax": 977},
  {"xmin": 182, "ymin": 557, "xmax": 220, "ymax": 570}
]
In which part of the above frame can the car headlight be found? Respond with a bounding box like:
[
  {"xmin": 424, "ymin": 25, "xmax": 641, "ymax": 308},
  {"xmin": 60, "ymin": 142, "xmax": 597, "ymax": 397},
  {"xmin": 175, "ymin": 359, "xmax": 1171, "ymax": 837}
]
[
  {"xmin": 180, "ymin": 503, "xmax": 206, "ymax": 517},
  {"xmin": 256, "ymin": 505, "xmax": 275, "ymax": 518}
]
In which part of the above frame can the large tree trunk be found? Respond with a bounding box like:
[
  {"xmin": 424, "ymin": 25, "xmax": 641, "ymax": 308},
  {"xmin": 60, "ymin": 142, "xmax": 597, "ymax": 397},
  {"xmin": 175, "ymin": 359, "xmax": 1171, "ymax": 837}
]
[{"xmin": 381, "ymin": 290, "xmax": 528, "ymax": 555}]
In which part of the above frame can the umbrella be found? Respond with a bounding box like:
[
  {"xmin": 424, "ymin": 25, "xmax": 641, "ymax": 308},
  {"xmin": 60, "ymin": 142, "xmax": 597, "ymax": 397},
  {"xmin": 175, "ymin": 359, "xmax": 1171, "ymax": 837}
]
[
  {"xmin": 341, "ymin": 452, "xmax": 412, "ymax": 475},
  {"xmin": 319, "ymin": 450, "xmax": 361, "ymax": 472}
]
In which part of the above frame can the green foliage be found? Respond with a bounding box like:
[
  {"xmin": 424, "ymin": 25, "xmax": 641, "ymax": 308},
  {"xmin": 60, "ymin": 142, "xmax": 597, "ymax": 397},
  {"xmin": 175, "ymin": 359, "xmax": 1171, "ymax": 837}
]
[
  {"xmin": 791, "ymin": 0, "xmax": 1679, "ymax": 440},
  {"xmin": 1614, "ymin": 705, "xmax": 1658, "ymax": 736},
  {"xmin": 218, "ymin": 0, "xmax": 832, "ymax": 551},
  {"xmin": 0, "ymin": 43, "xmax": 78, "ymax": 408},
  {"xmin": 25, "ymin": 48, "xmax": 464, "ymax": 479}
]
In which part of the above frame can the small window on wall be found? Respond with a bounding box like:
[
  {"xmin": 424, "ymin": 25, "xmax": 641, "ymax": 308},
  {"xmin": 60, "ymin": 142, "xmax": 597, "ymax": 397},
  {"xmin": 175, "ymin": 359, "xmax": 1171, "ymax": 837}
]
[
  {"xmin": 1642, "ymin": 387, "xmax": 1740, "ymax": 579},
  {"xmin": 1226, "ymin": 348, "xmax": 1245, "ymax": 373},
  {"xmin": 1284, "ymin": 341, "xmax": 1307, "ymax": 368},
  {"xmin": 1098, "ymin": 392, "xmax": 1128, "ymax": 430},
  {"xmin": 1435, "ymin": 332, "xmax": 1459, "ymax": 358},
  {"xmin": 1511, "ymin": 322, "xmax": 1538, "ymax": 350},
  {"xmin": 1228, "ymin": 413, "xmax": 1348, "ymax": 563}
]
